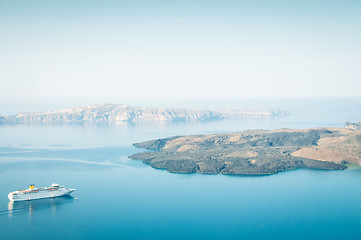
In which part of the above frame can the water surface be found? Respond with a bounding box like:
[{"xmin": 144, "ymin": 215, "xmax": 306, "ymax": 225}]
[{"xmin": 1, "ymin": 98, "xmax": 361, "ymax": 240}]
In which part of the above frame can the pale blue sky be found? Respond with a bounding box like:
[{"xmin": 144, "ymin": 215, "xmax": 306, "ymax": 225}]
[{"xmin": 1, "ymin": 0, "xmax": 361, "ymax": 113}]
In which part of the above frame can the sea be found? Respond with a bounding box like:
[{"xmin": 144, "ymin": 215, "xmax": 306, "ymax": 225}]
[{"xmin": 1, "ymin": 97, "xmax": 361, "ymax": 240}]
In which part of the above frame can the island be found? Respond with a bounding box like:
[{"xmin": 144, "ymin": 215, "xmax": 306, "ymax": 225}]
[
  {"xmin": 0, "ymin": 104, "xmax": 289, "ymax": 123},
  {"xmin": 129, "ymin": 127, "xmax": 361, "ymax": 175}
]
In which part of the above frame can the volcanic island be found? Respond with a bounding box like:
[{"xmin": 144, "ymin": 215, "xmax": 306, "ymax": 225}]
[{"xmin": 129, "ymin": 126, "xmax": 361, "ymax": 175}]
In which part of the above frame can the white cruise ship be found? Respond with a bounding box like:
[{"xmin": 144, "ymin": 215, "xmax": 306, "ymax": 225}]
[{"xmin": 8, "ymin": 183, "xmax": 76, "ymax": 202}]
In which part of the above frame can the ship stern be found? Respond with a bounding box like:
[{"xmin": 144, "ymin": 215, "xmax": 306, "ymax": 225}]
[{"xmin": 8, "ymin": 192, "xmax": 14, "ymax": 201}]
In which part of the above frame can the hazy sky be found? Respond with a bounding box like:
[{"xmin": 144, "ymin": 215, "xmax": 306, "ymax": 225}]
[{"xmin": 1, "ymin": 0, "xmax": 361, "ymax": 112}]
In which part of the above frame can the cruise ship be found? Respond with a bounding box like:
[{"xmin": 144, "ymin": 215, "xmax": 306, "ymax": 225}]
[{"xmin": 8, "ymin": 183, "xmax": 76, "ymax": 201}]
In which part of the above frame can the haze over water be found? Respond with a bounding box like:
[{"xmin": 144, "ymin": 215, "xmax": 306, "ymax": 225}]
[
  {"xmin": 1, "ymin": 98, "xmax": 361, "ymax": 240},
  {"xmin": 1, "ymin": 0, "xmax": 361, "ymax": 238}
]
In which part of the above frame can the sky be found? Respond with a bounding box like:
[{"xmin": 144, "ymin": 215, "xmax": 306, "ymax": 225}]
[{"xmin": 0, "ymin": 0, "xmax": 361, "ymax": 113}]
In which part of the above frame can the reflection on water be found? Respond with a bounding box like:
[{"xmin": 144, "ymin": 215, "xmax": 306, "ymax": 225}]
[{"xmin": 5, "ymin": 196, "xmax": 75, "ymax": 217}]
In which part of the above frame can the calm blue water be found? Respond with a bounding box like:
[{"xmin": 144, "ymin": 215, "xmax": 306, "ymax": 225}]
[{"xmin": 1, "ymin": 98, "xmax": 361, "ymax": 240}]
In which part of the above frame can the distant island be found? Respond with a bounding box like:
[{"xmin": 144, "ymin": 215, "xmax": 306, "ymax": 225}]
[
  {"xmin": 130, "ymin": 125, "xmax": 361, "ymax": 175},
  {"xmin": 0, "ymin": 104, "xmax": 289, "ymax": 123}
]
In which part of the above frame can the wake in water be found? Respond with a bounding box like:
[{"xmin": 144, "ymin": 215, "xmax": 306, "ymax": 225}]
[{"xmin": 0, "ymin": 145, "xmax": 143, "ymax": 172}]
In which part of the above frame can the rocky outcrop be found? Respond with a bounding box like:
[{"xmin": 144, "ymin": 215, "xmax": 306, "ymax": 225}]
[
  {"xmin": 0, "ymin": 104, "xmax": 289, "ymax": 123},
  {"xmin": 345, "ymin": 122, "xmax": 361, "ymax": 130},
  {"xmin": 129, "ymin": 127, "xmax": 361, "ymax": 175}
]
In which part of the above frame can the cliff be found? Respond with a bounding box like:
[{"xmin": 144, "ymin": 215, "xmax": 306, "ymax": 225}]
[
  {"xmin": 0, "ymin": 104, "xmax": 289, "ymax": 123},
  {"xmin": 129, "ymin": 127, "xmax": 361, "ymax": 175}
]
